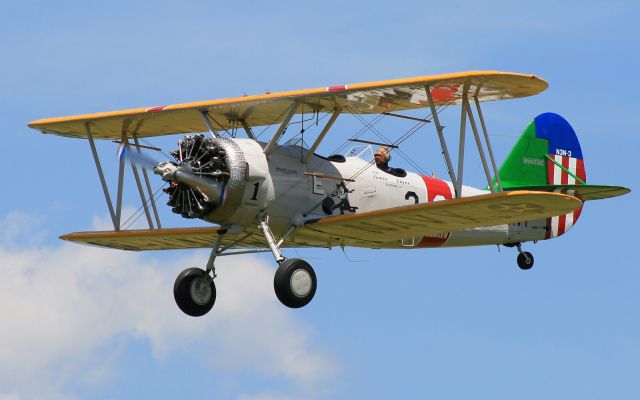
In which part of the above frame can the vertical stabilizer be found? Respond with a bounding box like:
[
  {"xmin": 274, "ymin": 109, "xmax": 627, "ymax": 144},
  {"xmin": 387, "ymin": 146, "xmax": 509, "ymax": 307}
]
[{"xmin": 498, "ymin": 113, "xmax": 587, "ymax": 238}]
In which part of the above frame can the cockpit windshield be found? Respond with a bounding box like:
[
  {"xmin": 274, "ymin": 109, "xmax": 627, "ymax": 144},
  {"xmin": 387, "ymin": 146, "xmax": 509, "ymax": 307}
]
[{"xmin": 345, "ymin": 144, "xmax": 373, "ymax": 160}]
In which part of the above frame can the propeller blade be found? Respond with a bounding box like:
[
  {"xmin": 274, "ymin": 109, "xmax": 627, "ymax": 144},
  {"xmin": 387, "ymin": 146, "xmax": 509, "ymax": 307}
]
[{"xmin": 117, "ymin": 143, "xmax": 159, "ymax": 169}]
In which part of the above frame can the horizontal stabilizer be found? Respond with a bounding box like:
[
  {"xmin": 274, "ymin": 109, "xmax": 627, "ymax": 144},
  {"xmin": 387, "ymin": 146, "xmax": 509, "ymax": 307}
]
[{"xmin": 502, "ymin": 185, "xmax": 630, "ymax": 201}]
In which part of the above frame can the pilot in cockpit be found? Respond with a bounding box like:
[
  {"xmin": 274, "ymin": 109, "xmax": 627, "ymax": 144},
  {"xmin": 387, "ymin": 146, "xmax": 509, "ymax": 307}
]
[
  {"xmin": 374, "ymin": 146, "xmax": 407, "ymax": 177},
  {"xmin": 374, "ymin": 146, "xmax": 391, "ymax": 172}
]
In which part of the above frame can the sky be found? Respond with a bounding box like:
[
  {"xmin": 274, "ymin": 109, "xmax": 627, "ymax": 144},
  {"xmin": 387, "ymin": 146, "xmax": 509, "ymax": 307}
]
[{"xmin": 1, "ymin": 1, "xmax": 639, "ymax": 399}]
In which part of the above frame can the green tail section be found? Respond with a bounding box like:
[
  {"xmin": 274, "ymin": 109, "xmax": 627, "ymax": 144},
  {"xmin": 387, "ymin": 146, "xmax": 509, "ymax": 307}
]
[
  {"xmin": 496, "ymin": 112, "xmax": 587, "ymax": 189},
  {"xmin": 495, "ymin": 113, "xmax": 629, "ymax": 202},
  {"xmin": 496, "ymin": 118, "xmax": 549, "ymax": 188}
]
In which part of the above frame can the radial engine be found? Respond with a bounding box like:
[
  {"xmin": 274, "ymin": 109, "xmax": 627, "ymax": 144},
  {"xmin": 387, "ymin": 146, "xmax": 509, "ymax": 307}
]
[{"xmin": 154, "ymin": 135, "xmax": 248, "ymax": 223}]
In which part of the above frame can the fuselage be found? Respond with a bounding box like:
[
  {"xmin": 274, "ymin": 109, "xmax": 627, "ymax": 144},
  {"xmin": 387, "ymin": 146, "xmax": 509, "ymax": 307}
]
[{"xmin": 218, "ymin": 139, "xmax": 564, "ymax": 249}]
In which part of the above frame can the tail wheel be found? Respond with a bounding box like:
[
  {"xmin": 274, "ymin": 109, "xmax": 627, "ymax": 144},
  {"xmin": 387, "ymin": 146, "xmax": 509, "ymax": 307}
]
[
  {"xmin": 274, "ymin": 258, "xmax": 317, "ymax": 308},
  {"xmin": 174, "ymin": 267, "xmax": 216, "ymax": 317},
  {"xmin": 517, "ymin": 252, "xmax": 534, "ymax": 270}
]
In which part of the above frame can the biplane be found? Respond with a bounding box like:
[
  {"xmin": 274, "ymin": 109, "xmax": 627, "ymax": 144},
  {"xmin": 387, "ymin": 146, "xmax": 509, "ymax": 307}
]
[{"xmin": 28, "ymin": 71, "xmax": 630, "ymax": 317}]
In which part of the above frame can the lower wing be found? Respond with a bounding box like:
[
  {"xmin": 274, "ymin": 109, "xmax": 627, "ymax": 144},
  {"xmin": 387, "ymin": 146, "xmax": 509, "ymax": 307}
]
[
  {"xmin": 301, "ymin": 190, "xmax": 582, "ymax": 244},
  {"xmin": 61, "ymin": 191, "xmax": 581, "ymax": 251}
]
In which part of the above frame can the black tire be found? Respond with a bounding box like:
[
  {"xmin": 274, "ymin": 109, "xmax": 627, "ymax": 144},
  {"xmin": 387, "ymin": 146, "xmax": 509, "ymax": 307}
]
[
  {"xmin": 173, "ymin": 267, "xmax": 216, "ymax": 317},
  {"xmin": 273, "ymin": 258, "xmax": 317, "ymax": 308},
  {"xmin": 517, "ymin": 252, "xmax": 534, "ymax": 270}
]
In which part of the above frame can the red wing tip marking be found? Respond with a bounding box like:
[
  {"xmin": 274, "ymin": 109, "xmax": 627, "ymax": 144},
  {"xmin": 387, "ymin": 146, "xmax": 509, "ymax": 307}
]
[
  {"xmin": 146, "ymin": 106, "xmax": 168, "ymax": 113},
  {"xmin": 327, "ymin": 85, "xmax": 348, "ymax": 92}
]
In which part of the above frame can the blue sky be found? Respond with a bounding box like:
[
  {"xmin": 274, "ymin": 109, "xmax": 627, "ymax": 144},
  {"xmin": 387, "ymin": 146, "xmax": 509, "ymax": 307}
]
[{"xmin": 1, "ymin": 1, "xmax": 639, "ymax": 399}]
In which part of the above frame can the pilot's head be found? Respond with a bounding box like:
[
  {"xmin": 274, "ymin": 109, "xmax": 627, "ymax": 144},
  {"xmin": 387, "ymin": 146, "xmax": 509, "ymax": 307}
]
[{"xmin": 374, "ymin": 147, "xmax": 390, "ymax": 163}]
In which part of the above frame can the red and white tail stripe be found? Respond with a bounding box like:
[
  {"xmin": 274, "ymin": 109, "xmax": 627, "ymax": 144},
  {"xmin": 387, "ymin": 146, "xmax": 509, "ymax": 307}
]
[{"xmin": 545, "ymin": 155, "xmax": 586, "ymax": 238}]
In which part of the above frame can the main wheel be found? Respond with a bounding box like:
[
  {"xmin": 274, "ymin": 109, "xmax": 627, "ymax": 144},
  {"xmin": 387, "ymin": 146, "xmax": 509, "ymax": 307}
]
[
  {"xmin": 174, "ymin": 267, "xmax": 216, "ymax": 317},
  {"xmin": 517, "ymin": 252, "xmax": 534, "ymax": 270},
  {"xmin": 274, "ymin": 258, "xmax": 317, "ymax": 308}
]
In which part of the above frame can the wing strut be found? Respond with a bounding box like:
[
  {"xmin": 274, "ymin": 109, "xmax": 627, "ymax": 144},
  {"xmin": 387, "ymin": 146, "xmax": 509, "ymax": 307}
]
[
  {"xmin": 463, "ymin": 96, "xmax": 495, "ymax": 192},
  {"xmin": 426, "ymin": 85, "xmax": 458, "ymax": 195},
  {"xmin": 199, "ymin": 110, "xmax": 221, "ymax": 139},
  {"xmin": 115, "ymin": 130, "xmax": 128, "ymax": 229},
  {"xmin": 133, "ymin": 136, "xmax": 163, "ymax": 227},
  {"xmin": 126, "ymin": 137, "xmax": 155, "ymax": 229},
  {"xmin": 456, "ymin": 82, "xmax": 469, "ymax": 197},
  {"xmin": 429, "ymin": 82, "xmax": 503, "ymax": 197},
  {"xmin": 303, "ymin": 108, "xmax": 341, "ymax": 164},
  {"xmin": 85, "ymin": 124, "xmax": 163, "ymax": 231},
  {"xmin": 263, "ymin": 102, "xmax": 299, "ymax": 156},
  {"xmin": 239, "ymin": 119, "xmax": 257, "ymax": 140},
  {"xmin": 86, "ymin": 123, "xmax": 118, "ymax": 229},
  {"xmin": 474, "ymin": 96, "xmax": 503, "ymax": 191}
]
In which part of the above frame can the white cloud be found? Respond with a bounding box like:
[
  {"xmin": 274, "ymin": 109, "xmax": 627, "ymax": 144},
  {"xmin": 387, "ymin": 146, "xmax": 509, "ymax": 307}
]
[
  {"xmin": 0, "ymin": 211, "xmax": 338, "ymax": 399},
  {"xmin": 0, "ymin": 210, "xmax": 47, "ymax": 247}
]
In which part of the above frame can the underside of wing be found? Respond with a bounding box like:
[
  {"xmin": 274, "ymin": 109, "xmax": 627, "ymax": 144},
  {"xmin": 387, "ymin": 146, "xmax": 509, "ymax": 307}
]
[
  {"xmin": 28, "ymin": 71, "xmax": 547, "ymax": 139},
  {"xmin": 301, "ymin": 191, "xmax": 582, "ymax": 244},
  {"xmin": 61, "ymin": 226, "xmax": 376, "ymax": 252},
  {"xmin": 60, "ymin": 227, "xmax": 268, "ymax": 251},
  {"xmin": 502, "ymin": 184, "xmax": 631, "ymax": 201}
]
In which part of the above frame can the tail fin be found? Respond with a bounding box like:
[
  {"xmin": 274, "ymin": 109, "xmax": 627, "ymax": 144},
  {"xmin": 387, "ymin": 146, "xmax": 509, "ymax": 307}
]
[
  {"xmin": 498, "ymin": 113, "xmax": 587, "ymax": 238},
  {"xmin": 498, "ymin": 112, "xmax": 587, "ymax": 188}
]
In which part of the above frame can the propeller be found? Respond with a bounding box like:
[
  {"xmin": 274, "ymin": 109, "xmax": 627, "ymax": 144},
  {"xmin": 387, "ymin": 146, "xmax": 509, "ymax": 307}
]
[
  {"xmin": 118, "ymin": 135, "xmax": 229, "ymax": 219},
  {"xmin": 117, "ymin": 142, "xmax": 160, "ymax": 169}
]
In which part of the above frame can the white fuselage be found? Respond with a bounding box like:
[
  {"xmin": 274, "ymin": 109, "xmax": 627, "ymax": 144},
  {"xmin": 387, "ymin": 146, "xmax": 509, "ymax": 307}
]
[{"xmin": 223, "ymin": 140, "xmax": 561, "ymax": 249}]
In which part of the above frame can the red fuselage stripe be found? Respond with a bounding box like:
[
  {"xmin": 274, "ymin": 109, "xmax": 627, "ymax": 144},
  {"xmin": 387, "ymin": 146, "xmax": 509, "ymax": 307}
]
[{"xmin": 416, "ymin": 175, "xmax": 452, "ymax": 247}]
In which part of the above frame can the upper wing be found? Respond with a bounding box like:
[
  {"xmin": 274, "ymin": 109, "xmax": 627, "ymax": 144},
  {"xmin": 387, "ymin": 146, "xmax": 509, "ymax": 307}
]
[
  {"xmin": 300, "ymin": 191, "xmax": 582, "ymax": 244},
  {"xmin": 28, "ymin": 71, "xmax": 547, "ymax": 139}
]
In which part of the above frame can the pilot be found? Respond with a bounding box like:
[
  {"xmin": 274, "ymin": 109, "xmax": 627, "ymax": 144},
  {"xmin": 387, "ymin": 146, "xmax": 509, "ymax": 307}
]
[{"xmin": 374, "ymin": 147, "xmax": 391, "ymax": 171}]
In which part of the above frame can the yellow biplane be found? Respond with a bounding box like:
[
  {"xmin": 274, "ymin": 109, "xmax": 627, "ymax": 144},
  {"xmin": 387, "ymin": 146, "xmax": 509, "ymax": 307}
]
[{"xmin": 29, "ymin": 71, "xmax": 629, "ymax": 316}]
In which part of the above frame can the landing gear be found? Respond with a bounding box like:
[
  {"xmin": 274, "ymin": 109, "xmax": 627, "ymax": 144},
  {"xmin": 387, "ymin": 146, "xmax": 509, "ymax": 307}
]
[
  {"xmin": 274, "ymin": 258, "xmax": 317, "ymax": 308},
  {"xmin": 258, "ymin": 215, "xmax": 317, "ymax": 309},
  {"xmin": 517, "ymin": 252, "xmax": 534, "ymax": 270},
  {"xmin": 515, "ymin": 243, "xmax": 534, "ymax": 270},
  {"xmin": 174, "ymin": 268, "xmax": 216, "ymax": 317},
  {"xmin": 504, "ymin": 242, "xmax": 535, "ymax": 270},
  {"xmin": 174, "ymin": 228, "xmax": 225, "ymax": 317},
  {"xmin": 172, "ymin": 216, "xmax": 317, "ymax": 316}
]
